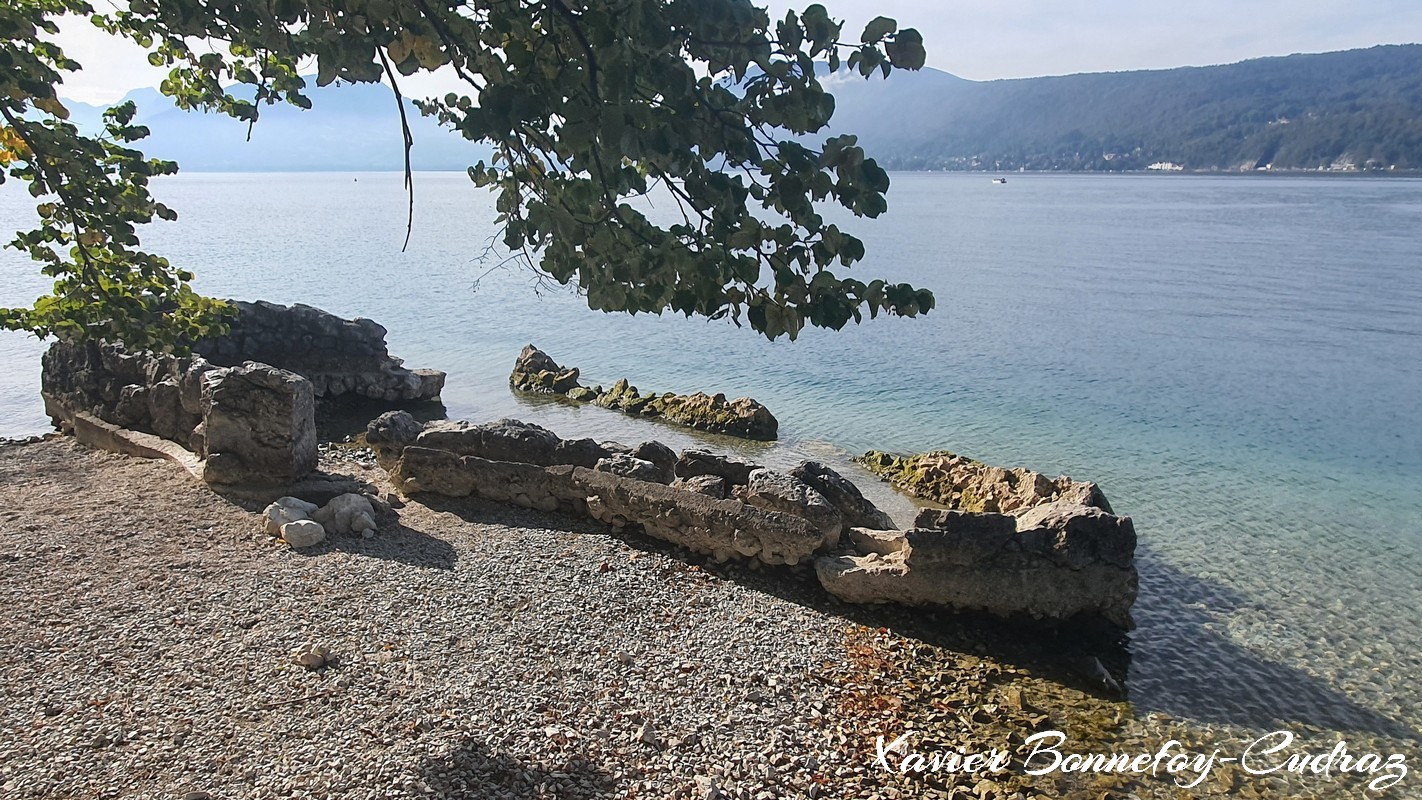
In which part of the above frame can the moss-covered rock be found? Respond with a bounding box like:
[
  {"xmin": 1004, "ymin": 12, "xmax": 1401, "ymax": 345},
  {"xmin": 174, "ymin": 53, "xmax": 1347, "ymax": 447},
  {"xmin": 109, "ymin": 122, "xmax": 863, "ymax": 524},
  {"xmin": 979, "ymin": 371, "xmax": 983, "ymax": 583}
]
[
  {"xmin": 509, "ymin": 346, "xmax": 779, "ymax": 440},
  {"xmin": 656, "ymin": 392, "xmax": 778, "ymax": 440},
  {"xmin": 856, "ymin": 449, "xmax": 1111, "ymax": 515},
  {"xmin": 565, "ymin": 386, "xmax": 599, "ymax": 402},
  {"xmin": 592, "ymin": 378, "xmax": 637, "ymax": 409},
  {"xmin": 510, "ymin": 344, "xmax": 581, "ymax": 394}
]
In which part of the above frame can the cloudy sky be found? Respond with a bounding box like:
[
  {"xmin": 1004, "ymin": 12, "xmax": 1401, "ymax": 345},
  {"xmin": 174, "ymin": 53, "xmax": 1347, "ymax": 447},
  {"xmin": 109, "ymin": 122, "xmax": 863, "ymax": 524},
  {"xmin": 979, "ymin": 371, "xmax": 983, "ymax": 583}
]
[{"xmin": 51, "ymin": 0, "xmax": 1422, "ymax": 104}]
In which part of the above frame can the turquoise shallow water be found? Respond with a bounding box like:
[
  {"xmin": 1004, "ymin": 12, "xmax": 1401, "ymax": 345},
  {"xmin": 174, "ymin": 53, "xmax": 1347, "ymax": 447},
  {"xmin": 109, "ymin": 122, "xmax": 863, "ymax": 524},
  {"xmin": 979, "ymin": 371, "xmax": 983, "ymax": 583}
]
[{"xmin": 2, "ymin": 172, "xmax": 1420, "ymax": 747}]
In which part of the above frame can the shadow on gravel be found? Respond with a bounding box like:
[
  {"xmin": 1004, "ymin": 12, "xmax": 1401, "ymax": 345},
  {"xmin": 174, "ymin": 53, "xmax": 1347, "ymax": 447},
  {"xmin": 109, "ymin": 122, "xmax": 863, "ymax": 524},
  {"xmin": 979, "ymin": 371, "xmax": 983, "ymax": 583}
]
[
  {"xmin": 315, "ymin": 522, "xmax": 459, "ymax": 570},
  {"xmin": 418, "ymin": 736, "xmax": 614, "ymax": 798},
  {"xmin": 417, "ymin": 493, "xmax": 610, "ymax": 538},
  {"xmin": 280, "ymin": 518, "xmax": 457, "ymax": 570}
]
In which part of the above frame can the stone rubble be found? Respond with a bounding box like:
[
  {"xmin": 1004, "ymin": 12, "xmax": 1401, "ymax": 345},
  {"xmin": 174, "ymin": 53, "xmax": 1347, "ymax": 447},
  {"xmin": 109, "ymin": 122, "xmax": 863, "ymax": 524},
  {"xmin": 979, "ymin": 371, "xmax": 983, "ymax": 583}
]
[
  {"xmin": 261, "ymin": 492, "xmax": 382, "ymax": 548},
  {"xmin": 312, "ymin": 492, "xmax": 378, "ymax": 536},
  {"xmin": 279, "ymin": 518, "xmax": 327, "ymax": 548},
  {"xmin": 263, "ymin": 496, "xmax": 320, "ymax": 535}
]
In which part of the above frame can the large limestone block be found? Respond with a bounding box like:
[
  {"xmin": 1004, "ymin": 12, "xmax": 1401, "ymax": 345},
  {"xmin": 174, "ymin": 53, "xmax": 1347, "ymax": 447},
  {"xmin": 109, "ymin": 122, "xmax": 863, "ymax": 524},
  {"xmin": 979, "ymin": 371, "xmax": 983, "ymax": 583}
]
[
  {"xmin": 735, "ymin": 468, "xmax": 843, "ymax": 545},
  {"xmin": 672, "ymin": 474, "xmax": 729, "ymax": 499},
  {"xmin": 415, "ymin": 418, "xmax": 607, "ymax": 467},
  {"xmin": 1013, "ymin": 500, "xmax": 1136, "ymax": 569},
  {"xmin": 594, "ymin": 454, "xmax": 663, "ymax": 483},
  {"xmin": 788, "ymin": 460, "xmax": 895, "ymax": 531},
  {"xmin": 572, "ymin": 468, "xmax": 826, "ymax": 566},
  {"xmin": 392, "ymin": 446, "xmax": 477, "ymax": 497},
  {"xmin": 393, "ymin": 448, "xmax": 580, "ymax": 514},
  {"xmin": 673, "ymin": 449, "xmax": 758, "ymax": 486},
  {"xmin": 630, "ymin": 441, "xmax": 677, "ymax": 483},
  {"xmin": 200, "ymin": 363, "xmax": 317, "ymax": 485}
]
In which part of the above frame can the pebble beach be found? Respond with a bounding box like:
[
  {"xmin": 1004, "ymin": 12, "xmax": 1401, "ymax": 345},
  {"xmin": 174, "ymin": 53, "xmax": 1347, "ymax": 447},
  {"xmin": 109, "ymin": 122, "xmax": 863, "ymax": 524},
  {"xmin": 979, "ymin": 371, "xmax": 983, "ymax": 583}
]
[{"xmin": 1, "ymin": 437, "xmax": 1414, "ymax": 799}]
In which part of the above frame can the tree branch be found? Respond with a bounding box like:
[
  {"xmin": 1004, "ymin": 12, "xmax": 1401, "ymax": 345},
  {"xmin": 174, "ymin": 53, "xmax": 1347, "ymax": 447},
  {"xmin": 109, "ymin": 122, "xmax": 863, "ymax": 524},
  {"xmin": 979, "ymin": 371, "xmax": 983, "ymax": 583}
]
[{"xmin": 376, "ymin": 48, "xmax": 416, "ymax": 252}]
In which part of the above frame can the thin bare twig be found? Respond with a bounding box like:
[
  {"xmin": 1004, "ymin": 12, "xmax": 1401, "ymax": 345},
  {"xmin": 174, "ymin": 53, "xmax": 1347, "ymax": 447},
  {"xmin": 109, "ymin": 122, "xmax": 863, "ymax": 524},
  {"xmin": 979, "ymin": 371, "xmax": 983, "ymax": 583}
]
[{"xmin": 376, "ymin": 48, "xmax": 417, "ymax": 252}]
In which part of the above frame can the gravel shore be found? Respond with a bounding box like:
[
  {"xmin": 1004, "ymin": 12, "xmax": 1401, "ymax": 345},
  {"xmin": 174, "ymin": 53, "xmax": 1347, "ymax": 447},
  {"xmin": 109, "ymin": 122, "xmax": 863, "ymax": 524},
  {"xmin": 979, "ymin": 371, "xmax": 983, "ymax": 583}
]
[{"xmin": 0, "ymin": 438, "xmax": 1376, "ymax": 799}]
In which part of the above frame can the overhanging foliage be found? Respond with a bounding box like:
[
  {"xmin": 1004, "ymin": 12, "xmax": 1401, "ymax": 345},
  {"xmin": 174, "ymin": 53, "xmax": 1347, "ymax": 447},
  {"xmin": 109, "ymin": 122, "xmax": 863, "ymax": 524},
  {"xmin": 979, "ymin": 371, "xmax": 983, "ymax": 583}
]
[{"xmin": 2, "ymin": 0, "xmax": 933, "ymax": 346}]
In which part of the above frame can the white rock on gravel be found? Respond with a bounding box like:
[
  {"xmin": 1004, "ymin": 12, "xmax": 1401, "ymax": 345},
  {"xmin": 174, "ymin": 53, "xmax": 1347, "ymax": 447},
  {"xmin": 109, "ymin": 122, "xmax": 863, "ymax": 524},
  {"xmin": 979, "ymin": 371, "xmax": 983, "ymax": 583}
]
[
  {"xmin": 312, "ymin": 492, "xmax": 377, "ymax": 535},
  {"xmin": 279, "ymin": 518, "xmax": 326, "ymax": 547},
  {"xmin": 262, "ymin": 496, "xmax": 319, "ymax": 535}
]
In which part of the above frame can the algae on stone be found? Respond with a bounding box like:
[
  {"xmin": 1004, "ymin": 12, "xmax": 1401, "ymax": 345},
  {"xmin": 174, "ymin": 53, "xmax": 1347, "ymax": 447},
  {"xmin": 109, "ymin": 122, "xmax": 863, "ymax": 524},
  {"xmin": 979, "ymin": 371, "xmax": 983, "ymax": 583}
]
[
  {"xmin": 509, "ymin": 344, "xmax": 582, "ymax": 394},
  {"xmin": 856, "ymin": 449, "xmax": 1112, "ymax": 515},
  {"xmin": 510, "ymin": 345, "xmax": 779, "ymax": 440}
]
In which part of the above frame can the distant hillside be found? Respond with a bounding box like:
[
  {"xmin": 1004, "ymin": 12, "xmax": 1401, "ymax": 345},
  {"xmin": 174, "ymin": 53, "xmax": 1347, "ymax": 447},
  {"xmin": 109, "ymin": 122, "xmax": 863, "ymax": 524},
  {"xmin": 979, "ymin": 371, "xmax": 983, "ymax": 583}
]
[
  {"xmin": 61, "ymin": 44, "xmax": 1422, "ymax": 173},
  {"xmin": 64, "ymin": 82, "xmax": 490, "ymax": 171},
  {"xmin": 821, "ymin": 44, "xmax": 1422, "ymax": 172}
]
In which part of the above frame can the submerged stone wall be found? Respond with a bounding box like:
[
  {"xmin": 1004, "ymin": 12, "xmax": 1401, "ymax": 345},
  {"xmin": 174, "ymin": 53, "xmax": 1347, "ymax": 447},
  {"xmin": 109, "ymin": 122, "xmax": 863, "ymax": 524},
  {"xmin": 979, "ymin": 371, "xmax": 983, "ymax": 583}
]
[
  {"xmin": 509, "ymin": 345, "xmax": 778, "ymax": 440},
  {"xmin": 194, "ymin": 300, "xmax": 445, "ymax": 403},
  {"xmin": 857, "ymin": 449, "xmax": 1112, "ymax": 515}
]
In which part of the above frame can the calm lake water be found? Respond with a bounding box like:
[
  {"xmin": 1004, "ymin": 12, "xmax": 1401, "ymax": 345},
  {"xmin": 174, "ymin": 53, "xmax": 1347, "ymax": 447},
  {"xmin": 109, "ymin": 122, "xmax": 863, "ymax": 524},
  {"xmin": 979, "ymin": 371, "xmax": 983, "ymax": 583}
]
[{"xmin": 2, "ymin": 172, "xmax": 1420, "ymax": 760}]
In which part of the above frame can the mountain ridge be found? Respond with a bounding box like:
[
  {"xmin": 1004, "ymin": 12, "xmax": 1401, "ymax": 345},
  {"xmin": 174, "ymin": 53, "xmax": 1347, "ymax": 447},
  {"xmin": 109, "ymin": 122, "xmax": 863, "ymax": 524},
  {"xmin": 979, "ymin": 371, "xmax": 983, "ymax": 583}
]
[
  {"xmin": 819, "ymin": 44, "xmax": 1422, "ymax": 172},
  {"xmin": 59, "ymin": 43, "xmax": 1422, "ymax": 173},
  {"xmin": 61, "ymin": 81, "xmax": 491, "ymax": 172}
]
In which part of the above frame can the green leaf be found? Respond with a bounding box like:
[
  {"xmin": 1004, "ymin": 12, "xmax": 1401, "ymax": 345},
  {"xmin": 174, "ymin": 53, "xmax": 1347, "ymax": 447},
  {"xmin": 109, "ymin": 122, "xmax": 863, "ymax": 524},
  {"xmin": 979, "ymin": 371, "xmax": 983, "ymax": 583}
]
[
  {"xmin": 316, "ymin": 55, "xmax": 339, "ymax": 87},
  {"xmin": 886, "ymin": 28, "xmax": 926, "ymax": 70},
  {"xmin": 860, "ymin": 17, "xmax": 896, "ymax": 44}
]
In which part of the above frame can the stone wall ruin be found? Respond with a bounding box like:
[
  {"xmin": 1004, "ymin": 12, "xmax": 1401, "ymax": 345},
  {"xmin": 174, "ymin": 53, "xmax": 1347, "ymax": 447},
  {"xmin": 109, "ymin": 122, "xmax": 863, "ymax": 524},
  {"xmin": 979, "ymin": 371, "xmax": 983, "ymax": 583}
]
[
  {"xmin": 375, "ymin": 413, "xmax": 1139, "ymax": 628},
  {"xmin": 40, "ymin": 301, "xmax": 445, "ymax": 486},
  {"xmin": 194, "ymin": 300, "xmax": 444, "ymax": 403}
]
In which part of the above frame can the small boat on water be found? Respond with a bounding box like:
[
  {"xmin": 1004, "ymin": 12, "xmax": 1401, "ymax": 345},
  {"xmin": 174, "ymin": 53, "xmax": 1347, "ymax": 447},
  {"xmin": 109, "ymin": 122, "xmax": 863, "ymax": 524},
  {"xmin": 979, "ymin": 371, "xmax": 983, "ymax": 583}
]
[{"xmin": 991, "ymin": 177, "xmax": 1008, "ymax": 184}]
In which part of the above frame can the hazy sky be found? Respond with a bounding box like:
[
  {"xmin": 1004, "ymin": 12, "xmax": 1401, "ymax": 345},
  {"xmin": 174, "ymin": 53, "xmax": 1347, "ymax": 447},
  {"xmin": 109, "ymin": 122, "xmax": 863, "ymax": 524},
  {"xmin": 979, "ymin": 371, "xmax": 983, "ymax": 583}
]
[{"xmin": 50, "ymin": 0, "xmax": 1422, "ymax": 104}]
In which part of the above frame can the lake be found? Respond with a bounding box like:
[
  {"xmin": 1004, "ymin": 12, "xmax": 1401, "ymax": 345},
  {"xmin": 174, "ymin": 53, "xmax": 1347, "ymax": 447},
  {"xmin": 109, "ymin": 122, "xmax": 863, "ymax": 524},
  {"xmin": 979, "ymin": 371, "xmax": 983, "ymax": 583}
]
[{"xmin": 3, "ymin": 171, "xmax": 1420, "ymax": 761}]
